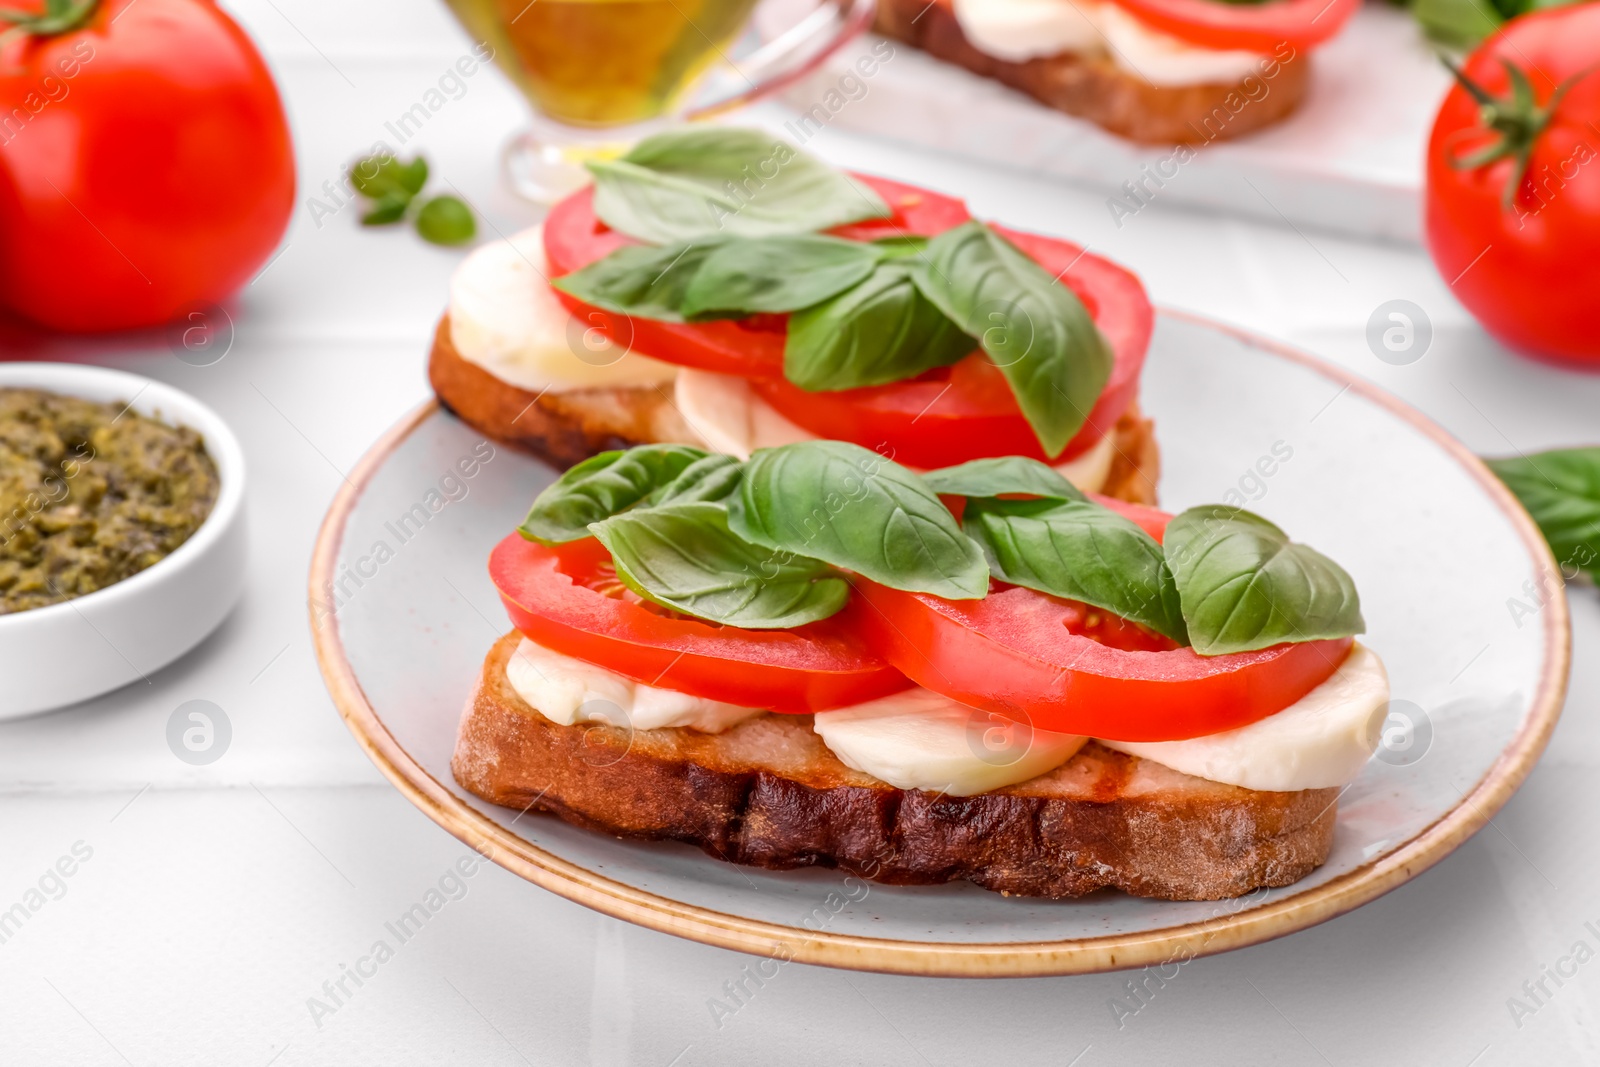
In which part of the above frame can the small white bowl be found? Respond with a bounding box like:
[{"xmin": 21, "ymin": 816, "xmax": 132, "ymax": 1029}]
[{"xmin": 0, "ymin": 363, "xmax": 247, "ymax": 719}]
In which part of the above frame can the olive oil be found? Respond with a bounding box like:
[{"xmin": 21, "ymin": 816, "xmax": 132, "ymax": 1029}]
[{"xmin": 444, "ymin": 0, "xmax": 761, "ymax": 127}]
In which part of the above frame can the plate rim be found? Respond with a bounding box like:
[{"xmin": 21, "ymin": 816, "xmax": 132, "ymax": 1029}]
[{"xmin": 310, "ymin": 311, "xmax": 1570, "ymax": 977}]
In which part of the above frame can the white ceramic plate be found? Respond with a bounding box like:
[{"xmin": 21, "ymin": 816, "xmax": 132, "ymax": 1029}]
[
  {"xmin": 311, "ymin": 313, "xmax": 1566, "ymax": 976},
  {"xmin": 0, "ymin": 363, "xmax": 248, "ymax": 719},
  {"xmin": 753, "ymin": 5, "xmax": 1451, "ymax": 242}
]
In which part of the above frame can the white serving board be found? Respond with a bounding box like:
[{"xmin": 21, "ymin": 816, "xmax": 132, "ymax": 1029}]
[{"xmin": 761, "ymin": 3, "xmax": 1451, "ymax": 242}]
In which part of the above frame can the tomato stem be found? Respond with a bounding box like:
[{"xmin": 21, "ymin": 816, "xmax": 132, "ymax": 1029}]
[
  {"xmin": 1443, "ymin": 55, "xmax": 1595, "ymax": 211},
  {"xmin": 0, "ymin": 0, "xmax": 100, "ymax": 42}
]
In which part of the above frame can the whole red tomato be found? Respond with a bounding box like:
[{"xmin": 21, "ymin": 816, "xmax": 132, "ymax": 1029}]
[
  {"xmin": 1425, "ymin": 4, "xmax": 1600, "ymax": 365},
  {"xmin": 0, "ymin": 0, "xmax": 294, "ymax": 333}
]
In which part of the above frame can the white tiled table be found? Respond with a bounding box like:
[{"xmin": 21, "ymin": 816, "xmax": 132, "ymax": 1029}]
[{"xmin": 3, "ymin": 3, "xmax": 1599, "ymax": 1064}]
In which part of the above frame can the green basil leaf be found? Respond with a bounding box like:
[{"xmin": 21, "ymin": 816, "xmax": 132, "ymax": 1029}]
[
  {"xmin": 784, "ymin": 262, "xmax": 974, "ymax": 391},
  {"xmin": 648, "ymin": 453, "xmax": 744, "ymax": 506},
  {"xmin": 519, "ymin": 444, "xmax": 707, "ymax": 543},
  {"xmin": 964, "ymin": 497, "xmax": 1186, "ymax": 644},
  {"xmin": 921, "ymin": 456, "xmax": 1085, "ymax": 502},
  {"xmin": 350, "ymin": 154, "xmax": 419, "ymax": 201},
  {"xmin": 360, "ymin": 194, "xmax": 410, "ymax": 227},
  {"xmin": 873, "ymin": 235, "xmax": 930, "ymax": 259},
  {"xmin": 1411, "ymin": 0, "xmax": 1502, "ymax": 45},
  {"xmin": 415, "ymin": 195, "xmax": 476, "ymax": 246},
  {"xmin": 1163, "ymin": 506, "xmax": 1364, "ymax": 655},
  {"xmin": 1486, "ymin": 448, "xmax": 1600, "ymax": 580},
  {"xmin": 551, "ymin": 238, "xmax": 729, "ymax": 322},
  {"xmin": 586, "ymin": 127, "xmax": 889, "ymax": 244},
  {"xmin": 680, "ymin": 235, "xmax": 884, "ymax": 318},
  {"xmin": 591, "ymin": 502, "xmax": 848, "ymax": 629},
  {"xmin": 913, "ymin": 221, "xmax": 1112, "ymax": 458},
  {"xmin": 398, "ymin": 156, "xmax": 429, "ymax": 196},
  {"xmin": 727, "ymin": 440, "xmax": 990, "ymax": 599}
]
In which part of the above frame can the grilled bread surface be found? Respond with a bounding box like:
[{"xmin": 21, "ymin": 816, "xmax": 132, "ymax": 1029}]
[{"xmin": 454, "ymin": 632, "xmax": 1340, "ymax": 900}]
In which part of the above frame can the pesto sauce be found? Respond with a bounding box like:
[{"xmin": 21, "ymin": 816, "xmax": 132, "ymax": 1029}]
[{"xmin": 0, "ymin": 388, "xmax": 220, "ymax": 615}]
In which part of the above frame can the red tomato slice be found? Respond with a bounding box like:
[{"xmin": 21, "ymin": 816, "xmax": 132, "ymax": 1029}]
[
  {"xmin": 541, "ymin": 174, "xmax": 971, "ymax": 378},
  {"xmin": 845, "ymin": 497, "xmax": 1347, "ymax": 741},
  {"xmin": 848, "ymin": 581, "xmax": 1351, "ymax": 741},
  {"xmin": 750, "ymin": 225, "xmax": 1151, "ymax": 465},
  {"xmin": 489, "ymin": 533, "xmax": 911, "ymax": 714},
  {"xmin": 1103, "ymin": 0, "xmax": 1358, "ymax": 53}
]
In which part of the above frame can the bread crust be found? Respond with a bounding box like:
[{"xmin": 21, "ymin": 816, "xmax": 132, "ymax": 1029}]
[
  {"xmin": 430, "ymin": 314, "xmax": 1161, "ymax": 505},
  {"xmin": 428, "ymin": 316, "xmax": 693, "ymax": 469},
  {"xmin": 875, "ymin": 0, "xmax": 1309, "ymax": 144},
  {"xmin": 454, "ymin": 632, "xmax": 1339, "ymax": 900},
  {"xmin": 1099, "ymin": 403, "xmax": 1159, "ymax": 506}
]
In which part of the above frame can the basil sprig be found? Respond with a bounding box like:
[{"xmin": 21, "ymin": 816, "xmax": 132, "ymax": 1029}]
[
  {"xmin": 681, "ymin": 236, "xmax": 883, "ymax": 318},
  {"xmin": 922, "ymin": 456, "xmax": 1085, "ymax": 502},
  {"xmin": 557, "ymin": 234, "xmax": 979, "ymax": 391},
  {"xmin": 648, "ymin": 453, "xmax": 744, "ymax": 506},
  {"xmin": 927, "ymin": 456, "xmax": 1178, "ymax": 641},
  {"xmin": 785, "ymin": 261, "xmax": 975, "ymax": 390},
  {"xmin": 914, "ymin": 221, "xmax": 1112, "ymax": 458},
  {"xmin": 728, "ymin": 441, "xmax": 991, "ymax": 600},
  {"xmin": 1486, "ymin": 448, "xmax": 1600, "ymax": 582},
  {"xmin": 549, "ymin": 240, "xmax": 730, "ymax": 323},
  {"xmin": 555, "ymin": 218, "xmax": 1110, "ymax": 455},
  {"xmin": 921, "ymin": 457, "xmax": 1358, "ymax": 652},
  {"xmin": 964, "ymin": 497, "xmax": 1187, "ymax": 644},
  {"xmin": 518, "ymin": 441, "xmax": 994, "ymax": 625},
  {"xmin": 563, "ymin": 131, "xmax": 1114, "ymax": 456},
  {"xmin": 519, "ymin": 445, "xmax": 707, "ymax": 544},
  {"xmin": 1163, "ymin": 506, "xmax": 1364, "ymax": 655},
  {"xmin": 348, "ymin": 152, "xmax": 476, "ymax": 246},
  {"xmin": 555, "ymin": 233, "xmax": 873, "ymax": 323},
  {"xmin": 591, "ymin": 502, "xmax": 848, "ymax": 629},
  {"xmin": 586, "ymin": 128, "xmax": 890, "ymax": 244},
  {"xmin": 514, "ymin": 444, "xmax": 1363, "ymax": 654}
]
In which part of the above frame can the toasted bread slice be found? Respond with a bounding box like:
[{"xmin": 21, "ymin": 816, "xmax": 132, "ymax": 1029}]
[
  {"xmin": 428, "ymin": 316, "xmax": 693, "ymax": 469},
  {"xmin": 454, "ymin": 631, "xmax": 1339, "ymax": 900},
  {"xmin": 429, "ymin": 313, "xmax": 1162, "ymax": 504},
  {"xmin": 876, "ymin": 0, "xmax": 1308, "ymax": 144}
]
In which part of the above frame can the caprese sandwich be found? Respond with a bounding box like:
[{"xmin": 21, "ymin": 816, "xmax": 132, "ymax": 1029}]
[
  {"xmin": 452, "ymin": 440, "xmax": 1386, "ymax": 900},
  {"xmin": 430, "ymin": 127, "xmax": 1159, "ymax": 505},
  {"xmin": 875, "ymin": 0, "xmax": 1359, "ymax": 143}
]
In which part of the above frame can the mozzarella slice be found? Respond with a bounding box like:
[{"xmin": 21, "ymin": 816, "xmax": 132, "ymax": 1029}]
[
  {"xmin": 952, "ymin": 0, "xmax": 1268, "ymax": 86},
  {"xmin": 1097, "ymin": 644, "xmax": 1390, "ymax": 791},
  {"xmin": 952, "ymin": 0, "xmax": 1103, "ymax": 61},
  {"xmin": 447, "ymin": 224, "xmax": 678, "ymax": 393},
  {"xmin": 674, "ymin": 367, "xmax": 1118, "ymax": 492},
  {"xmin": 504, "ymin": 637, "xmax": 764, "ymax": 733},
  {"xmin": 674, "ymin": 368, "xmax": 815, "ymax": 457},
  {"xmin": 1095, "ymin": 3, "xmax": 1266, "ymax": 87},
  {"xmin": 813, "ymin": 687, "xmax": 1087, "ymax": 796},
  {"xmin": 503, "ymin": 632, "xmax": 1388, "ymax": 794}
]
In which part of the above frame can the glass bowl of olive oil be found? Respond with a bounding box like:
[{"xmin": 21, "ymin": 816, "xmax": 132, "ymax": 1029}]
[{"xmin": 441, "ymin": 0, "xmax": 877, "ymax": 200}]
